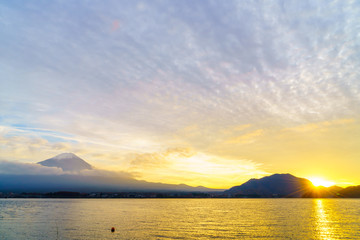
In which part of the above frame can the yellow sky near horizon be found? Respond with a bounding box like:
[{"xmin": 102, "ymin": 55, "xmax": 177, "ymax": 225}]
[{"xmin": 1, "ymin": 117, "xmax": 359, "ymax": 189}]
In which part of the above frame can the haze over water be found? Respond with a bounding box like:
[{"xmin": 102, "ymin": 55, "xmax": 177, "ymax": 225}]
[{"xmin": 1, "ymin": 199, "xmax": 359, "ymax": 239}]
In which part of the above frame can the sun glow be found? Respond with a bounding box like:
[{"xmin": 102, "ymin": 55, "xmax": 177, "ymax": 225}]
[{"xmin": 308, "ymin": 177, "xmax": 335, "ymax": 187}]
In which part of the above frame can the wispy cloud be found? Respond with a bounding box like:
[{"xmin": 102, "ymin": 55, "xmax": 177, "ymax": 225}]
[
  {"xmin": 226, "ymin": 129, "xmax": 264, "ymax": 144},
  {"xmin": 1, "ymin": 1, "xmax": 359, "ymax": 132},
  {"xmin": 283, "ymin": 118, "xmax": 356, "ymax": 133}
]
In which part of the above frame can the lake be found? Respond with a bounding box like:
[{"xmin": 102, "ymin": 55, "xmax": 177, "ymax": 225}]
[{"xmin": 0, "ymin": 199, "xmax": 359, "ymax": 239}]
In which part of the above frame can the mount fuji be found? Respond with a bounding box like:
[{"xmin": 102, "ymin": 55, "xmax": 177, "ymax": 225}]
[{"xmin": 38, "ymin": 153, "xmax": 92, "ymax": 171}]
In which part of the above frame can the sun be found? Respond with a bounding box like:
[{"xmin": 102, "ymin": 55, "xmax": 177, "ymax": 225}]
[{"xmin": 307, "ymin": 177, "xmax": 335, "ymax": 187}]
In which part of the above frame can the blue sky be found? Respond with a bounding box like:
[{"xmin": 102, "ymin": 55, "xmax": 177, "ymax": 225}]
[{"xmin": 1, "ymin": 0, "xmax": 360, "ymax": 187}]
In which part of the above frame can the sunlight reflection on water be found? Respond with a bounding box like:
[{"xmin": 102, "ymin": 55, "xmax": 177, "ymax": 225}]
[
  {"xmin": 315, "ymin": 199, "xmax": 334, "ymax": 239},
  {"xmin": 313, "ymin": 199, "xmax": 360, "ymax": 240},
  {"xmin": 0, "ymin": 199, "xmax": 359, "ymax": 239}
]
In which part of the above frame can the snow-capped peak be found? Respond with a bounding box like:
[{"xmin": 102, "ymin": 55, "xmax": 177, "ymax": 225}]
[
  {"xmin": 38, "ymin": 153, "xmax": 92, "ymax": 171},
  {"xmin": 53, "ymin": 153, "xmax": 78, "ymax": 160}
]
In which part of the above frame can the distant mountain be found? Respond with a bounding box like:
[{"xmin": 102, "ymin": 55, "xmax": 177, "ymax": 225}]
[
  {"xmin": 38, "ymin": 153, "xmax": 92, "ymax": 171},
  {"xmin": 338, "ymin": 186, "xmax": 360, "ymax": 198},
  {"xmin": 224, "ymin": 173, "xmax": 314, "ymax": 197},
  {"xmin": 0, "ymin": 174, "xmax": 219, "ymax": 193},
  {"xmin": 0, "ymin": 153, "xmax": 220, "ymax": 193},
  {"xmin": 302, "ymin": 185, "xmax": 343, "ymax": 198}
]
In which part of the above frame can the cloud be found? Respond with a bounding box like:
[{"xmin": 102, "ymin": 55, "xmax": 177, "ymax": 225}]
[
  {"xmin": 283, "ymin": 118, "xmax": 356, "ymax": 133},
  {"xmin": 1, "ymin": 1, "xmax": 359, "ymax": 136},
  {"xmin": 129, "ymin": 147, "xmax": 195, "ymax": 169},
  {"xmin": 65, "ymin": 167, "xmax": 133, "ymax": 180},
  {"xmin": 0, "ymin": 159, "xmax": 133, "ymax": 180},
  {"xmin": 0, "ymin": 125, "xmax": 76, "ymax": 162},
  {"xmin": 0, "ymin": 161, "xmax": 64, "ymax": 175},
  {"xmin": 226, "ymin": 129, "xmax": 265, "ymax": 144},
  {"xmin": 0, "ymin": 125, "xmax": 154, "ymax": 167}
]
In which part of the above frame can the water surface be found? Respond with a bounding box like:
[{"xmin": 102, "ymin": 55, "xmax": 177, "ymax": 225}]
[{"xmin": 0, "ymin": 199, "xmax": 359, "ymax": 239}]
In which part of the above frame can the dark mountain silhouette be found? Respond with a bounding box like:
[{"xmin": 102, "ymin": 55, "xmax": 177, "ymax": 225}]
[
  {"xmin": 0, "ymin": 174, "xmax": 217, "ymax": 193},
  {"xmin": 302, "ymin": 185, "xmax": 343, "ymax": 198},
  {"xmin": 38, "ymin": 153, "xmax": 92, "ymax": 171},
  {"xmin": 338, "ymin": 186, "xmax": 360, "ymax": 198},
  {"xmin": 224, "ymin": 174, "xmax": 359, "ymax": 198},
  {"xmin": 224, "ymin": 173, "xmax": 315, "ymax": 197}
]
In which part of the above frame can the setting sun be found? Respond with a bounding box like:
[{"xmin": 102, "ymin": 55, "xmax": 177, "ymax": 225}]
[{"xmin": 308, "ymin": 177, "xmax": 335, "ymax": 187}]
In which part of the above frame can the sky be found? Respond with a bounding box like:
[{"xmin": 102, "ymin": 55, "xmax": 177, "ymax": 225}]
[{"xmin": 1, "ymin": 0, "xmax": 360, "ymax": 188}]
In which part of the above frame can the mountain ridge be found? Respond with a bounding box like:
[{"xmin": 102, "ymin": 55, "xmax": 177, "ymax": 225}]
[
  {"xmin": 224, "ymin": 173, "xmax": 314, "ymax": 197},
  {"xmin": 1, "ymin": 153, "xmax": 360, "ymax": 196},
  {"xmin": 223, "ymin": 173, "xmax": 360, "ymax": 198}
]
